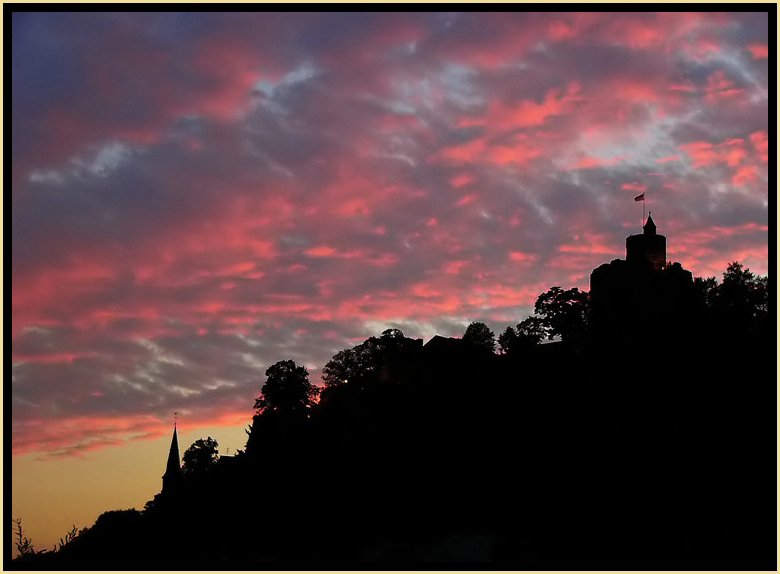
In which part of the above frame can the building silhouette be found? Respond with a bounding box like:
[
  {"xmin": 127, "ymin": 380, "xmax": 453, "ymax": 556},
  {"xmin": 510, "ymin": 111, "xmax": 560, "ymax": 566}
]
[
  {"xmin": 589, "ymin": 214, "xmax": 696, "ymax": 347},
  {"xmin": 625, "ymin": 214, "xmax": 666, "ymax": 271},
  {"xmin": 161, "ymin": 421, "xmax": 182, "ymax": 494}
]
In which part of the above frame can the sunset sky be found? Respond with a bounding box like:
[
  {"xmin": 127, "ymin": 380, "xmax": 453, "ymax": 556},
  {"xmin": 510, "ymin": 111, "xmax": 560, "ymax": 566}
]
[{"xmin": 11, "ymin": 11, "xmax": 769, "ymax": 552}]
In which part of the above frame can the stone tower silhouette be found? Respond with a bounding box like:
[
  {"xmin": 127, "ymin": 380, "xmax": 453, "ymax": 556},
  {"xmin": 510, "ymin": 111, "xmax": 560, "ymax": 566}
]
[
  {"xmin": 589, "ymin": 214, "xmax": 694, "ymax": 346},
  {"xmin": 626, "ymin": 214, "xmax": 666, "ymax": 271},
  {"xmin": 162, "ymin": 419, "xmax": 182, "ymax": 493}
]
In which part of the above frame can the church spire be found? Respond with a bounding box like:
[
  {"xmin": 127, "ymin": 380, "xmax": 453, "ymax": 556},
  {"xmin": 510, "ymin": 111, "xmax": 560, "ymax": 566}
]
[{"xmin": 162, "ymin": 414, "xmax": 182, "ymax": 493}]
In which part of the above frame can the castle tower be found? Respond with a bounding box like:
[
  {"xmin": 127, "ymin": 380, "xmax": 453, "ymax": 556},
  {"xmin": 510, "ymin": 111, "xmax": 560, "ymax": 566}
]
[
  {"xmin": 589, "ymin": 213, "xmax": 694, "ymax": 348},
  {"xmin": 625, "ymin": 214, "xmax": 666, "ymax": 271},
  {"xmin": 162, "ymin": 420, "xmax": 182, "ymax": 493}
]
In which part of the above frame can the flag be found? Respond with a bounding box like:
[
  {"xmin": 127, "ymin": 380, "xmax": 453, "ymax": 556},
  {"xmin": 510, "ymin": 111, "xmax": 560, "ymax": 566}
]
[{"xmin": 634, "ymin": 193, "xmax": 645, "ymax": 202}]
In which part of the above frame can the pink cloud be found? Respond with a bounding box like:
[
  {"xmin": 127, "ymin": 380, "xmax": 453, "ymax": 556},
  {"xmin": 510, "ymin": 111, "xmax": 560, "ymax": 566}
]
[
  {"xmin": 676, "ymin": 136, "xmax": 766, "ymax": 192},
  {"xmin": 305, "ymin": 245, "xmax": 338, "ymax": 258},
  {"xmin": 469, "ymin": 283, "xmax": 557, "ymax": 309},
  {"xmin": 571, "ymin": 154, "xmax": 626, "ymax": 170},
  {"xmin": 621, "ymin": 182, "xmax": 646, "ymax": 192},
  {"xmin": 12, "ymin": 414, "xmax": 162, "ymax": 458},
  {"xmin": 491, "ymin": 82, "xmax": 582, "ymax": 128},
  {"xmin": 679, "ymin": 138, "xmax": 749, "ymax": 169},
  {"xmin": 443, "ymin": 260, "xmax": 470, "ymax": 275},
  {"xmin": 731, "ymin": 165, "xmax": 757, "ymax": 186},
  {"xmin": 750, "ymin": 131, "xmax": 768, "ymax": 162},
  {"xmin": 431, "ymin": 139, "xmax": 486, "ymax": 165},
  {"xmin": 548, "ymin": 19, "xmax": 577, "ymax": 41},
  {"xmin": 12, "ymin": 352, "xmax": 99, "ymax": 364},
  {"xmin": 509, "ymin": 252, "xmax": 536, "ymax": 263},
  {"xmin": 557, "ymin": 232, "xmax": 619, "ymax": 256},
  {"xmin": 747, "ymin": 44, "xmax": 768, "ymax": 59},
  {"xmin": 680, "ymin": 35, "xmax": 722, "ymax": 62},
  {"xmin": 704, "ymin": 70, "xmax": 744, "ymax": 103},
  {"xmin": 450, "ymin": 173, "xmax": 475, "ymax": 188}
]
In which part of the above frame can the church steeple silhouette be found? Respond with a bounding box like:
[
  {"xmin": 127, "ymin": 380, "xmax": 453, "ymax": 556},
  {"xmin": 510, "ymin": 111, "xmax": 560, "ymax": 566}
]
[{"xmin": 162, "ymin": 415, "xmax": 182, "ymax": 493}]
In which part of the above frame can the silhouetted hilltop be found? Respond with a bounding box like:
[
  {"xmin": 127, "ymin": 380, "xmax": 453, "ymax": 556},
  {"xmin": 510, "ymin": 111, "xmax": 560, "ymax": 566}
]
[{"xmin": 11, "ymin": 253, "xmax": 772, "ymax": 569}]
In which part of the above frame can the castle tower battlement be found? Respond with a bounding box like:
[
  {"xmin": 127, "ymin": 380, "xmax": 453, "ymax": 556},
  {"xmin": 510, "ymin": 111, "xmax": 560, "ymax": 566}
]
[
  {"xmin": 589, "ymin": 214, "xmax": 694, "ymax": 347},
  {"xmin": 626, "ymin": 214, "xmax": 666, "ymax": 271}
]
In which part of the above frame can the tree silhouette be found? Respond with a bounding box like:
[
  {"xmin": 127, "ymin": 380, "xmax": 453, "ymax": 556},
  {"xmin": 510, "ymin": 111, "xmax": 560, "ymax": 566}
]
[
  {"xmin": 182, "ymin": 437, "xmax": 219, "ymax": 476},
  {"xmin": 322, "ymin": 339, "xmax": 382, "ymax": 389},
  {"xmin": 322, "ymin": 328, "xmax": 408, "ymax": 389},
  {"xmin": 58, "ymin": 525, "xmax": 80, "ymax": 551},
  {"xmin": 516, "ymin": 316, "xmax": 547, "ymax": 347},
  {"xmin": 13, "ymin": 518, "xmax": 38, "ymax": 558},
  {"xmin": 497, "ymin": 326, "xmax": 518, "ymax": 355},
  {"xmin": 462, "ymin": 321, "xmax": 496, "ymax": 353},
  {"xmin": 533, "ymin": 286, "xmax": 589, "ymax": 342},
  {"xmin": 693, "ymin": 275, "xmax": 718, "ymax": 307},
  {"xmin": 380, "ymin": 327, "xmax": 405, "ymax": 340},
  {"xmin": 710, "ymin": 262, "xmax": 768, "ymax": 332},
  {"xmin": 254, "ymin": 360, "xmax": 318, "ymax": 414}
]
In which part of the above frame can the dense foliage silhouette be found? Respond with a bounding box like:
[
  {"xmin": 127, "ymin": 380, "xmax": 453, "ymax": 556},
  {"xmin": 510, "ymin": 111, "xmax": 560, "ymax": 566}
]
[
  {"xmin": 10, "ymin": 261, "xmax": 773, "ymax": 569},
  {"xmin": 254, "ymin": 359, "xmax": 319, "ymax": 414},
  {"xmin": 462, "ymin": 321, "xmax": 496, "ymax": 353},
  {"xmin": 533, "ymin": 286, "xmax": 589, "ymax": 341},
  {"xmin": 181, "ymin": 436, "xmax": 219, "ymax": 476}
]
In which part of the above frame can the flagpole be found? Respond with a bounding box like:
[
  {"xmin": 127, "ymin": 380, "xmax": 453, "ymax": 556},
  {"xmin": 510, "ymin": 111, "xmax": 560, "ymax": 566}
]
[{"xmin": 633, "ymin": 192, "xmax": 646, "ymax": 228}]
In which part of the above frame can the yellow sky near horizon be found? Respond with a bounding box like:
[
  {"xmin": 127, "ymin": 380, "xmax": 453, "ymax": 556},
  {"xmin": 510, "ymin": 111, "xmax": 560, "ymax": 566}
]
[{"xmin": 10, "ymin": 422, "xmax": 251, "ymax": 557}]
